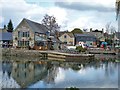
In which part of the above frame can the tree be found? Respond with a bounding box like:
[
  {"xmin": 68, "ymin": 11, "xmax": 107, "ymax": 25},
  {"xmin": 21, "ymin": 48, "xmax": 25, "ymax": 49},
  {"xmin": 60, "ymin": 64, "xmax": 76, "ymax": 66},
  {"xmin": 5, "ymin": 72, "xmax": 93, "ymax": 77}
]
[
  {"xmin": 4, "ymin": 25, "xmax": 6, "ymax": 29},
  {"xmin": 41, "ymin": 14, "xmax": 60, "ymax": 35},
  {"xmin": 7, "ymin": 19, "xmax": 14, "ymax": 32},
  {"xmin": 105, "ymin": 22, "xmax": 111, "ymax": 34},
  {"xmin": 105, "ymin": 22, "xmax": 116, "ymax": 46},
  {"xmin": 110, "ymin": 26, "xmax": 116, "ymax": 34},
  {"xmin": 71, "ymin": 28, "xmax": 83, "ymax": 34}
]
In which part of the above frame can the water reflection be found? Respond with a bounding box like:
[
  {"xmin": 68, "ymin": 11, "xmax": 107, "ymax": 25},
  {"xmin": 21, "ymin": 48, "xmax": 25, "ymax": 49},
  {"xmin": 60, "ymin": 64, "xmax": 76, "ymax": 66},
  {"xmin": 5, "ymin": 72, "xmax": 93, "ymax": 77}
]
[
  {"xmin": 0, "ymin": 58, "xmax": 118, "ymax": 88},
  {"xmin": 2, "ymin": 61, "xmax": 12, "ymax": 79}
]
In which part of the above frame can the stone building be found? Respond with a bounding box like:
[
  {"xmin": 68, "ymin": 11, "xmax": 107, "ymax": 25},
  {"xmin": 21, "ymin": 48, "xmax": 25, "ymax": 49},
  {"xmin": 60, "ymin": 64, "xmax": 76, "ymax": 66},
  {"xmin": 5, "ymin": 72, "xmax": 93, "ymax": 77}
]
[
  {"xmin": 59, "ymin": 32, "xmax": 74, "ymax": 46},
  {"xmin": 13, "ymin": 18, "xmax": 49, "ymax": 49}
]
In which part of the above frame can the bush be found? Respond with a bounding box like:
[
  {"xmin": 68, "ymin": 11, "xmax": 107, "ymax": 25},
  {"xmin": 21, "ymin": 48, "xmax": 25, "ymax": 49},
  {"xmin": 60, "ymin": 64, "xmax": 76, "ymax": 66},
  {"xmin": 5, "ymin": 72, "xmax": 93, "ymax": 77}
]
[
  {"xmin": 66, "ymin": 87, "xmax": 79, "ymax": 90},
  {"xmin": 76, "ymin": 46, "xmax": 87, "ymax": 52}
]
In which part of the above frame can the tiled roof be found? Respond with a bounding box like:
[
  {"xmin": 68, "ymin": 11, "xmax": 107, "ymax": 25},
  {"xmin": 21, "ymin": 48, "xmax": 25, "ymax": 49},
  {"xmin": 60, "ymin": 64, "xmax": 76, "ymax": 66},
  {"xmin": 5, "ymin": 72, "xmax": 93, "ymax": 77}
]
[
  {"xmin": 59, "ymin": 32, "xmax": 74, "ymax": 38},
  {"xmin": 74, "ymin": 34, "xmax": 97, "ymax": 42},
  {"xmin": 0, "ymin": 28, "xmax": 7, "ymax": 32},
  {"xmin": 0, "ymin": 32, "xmax": 12, "ymax": 40},
  {"xmin": 74, "ymin": 34, "xmax": 95, "ymax": 37},
  {"xmin": 24, "ymin": 18, "xmax": 49, "ymax": 34}
]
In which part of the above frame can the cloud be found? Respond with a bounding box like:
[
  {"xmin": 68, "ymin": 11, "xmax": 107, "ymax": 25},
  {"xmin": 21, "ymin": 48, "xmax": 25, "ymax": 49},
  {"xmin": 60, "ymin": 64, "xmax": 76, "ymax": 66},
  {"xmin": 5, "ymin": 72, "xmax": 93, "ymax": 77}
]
[
  {"xmin": 0, "ymin": 0, "xmax": 68, "ymax": 30},
  {"xmin": 0, "ymin": 0, "xmax": 47, "ymax": 28},
  {"xmin": 0, "ymin": 16, "xmax": 4, "ymax": 26},
  {"xmin": 0, "ymin": 0, "xmax": 117, "ymax": 32},
  {"xmin": 55, "ymin": 1, "xmax": 115, "ymax": 12},
  {"xmin": 64, "ymin": 9, "xmax": 117, "ymax": 31},
  {"xmin": 47, "ymin": 7, "xmax": 68, "ymax": 30}
]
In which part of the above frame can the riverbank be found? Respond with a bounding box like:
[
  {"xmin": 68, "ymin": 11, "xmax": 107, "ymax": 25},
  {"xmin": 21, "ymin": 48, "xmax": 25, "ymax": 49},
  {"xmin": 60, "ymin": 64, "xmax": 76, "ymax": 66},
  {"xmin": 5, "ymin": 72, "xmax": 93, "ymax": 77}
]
[{"xmin": 1, "ymin": 48, "xmax": 94, "ymax": 62}]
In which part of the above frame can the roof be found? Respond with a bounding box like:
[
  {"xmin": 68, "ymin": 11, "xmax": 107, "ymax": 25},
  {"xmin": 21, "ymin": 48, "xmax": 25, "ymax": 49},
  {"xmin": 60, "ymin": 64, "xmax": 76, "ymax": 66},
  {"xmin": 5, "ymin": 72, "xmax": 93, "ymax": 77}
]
[
  {"xmin": 59, "ymin": 32, "xmax": 74, "ymax": 38},
  {"xmin": 24, "ymin": 18, "xmax": 49, "ymax": 34},
  {"xmin": 74, "ymin": 34, "xmax": 97, "ymax": 42},
  {"xmin": 67, "ymin": 33, "xmax": 74, "ymax": 38},
  {"xmin": 92, "ymin": 30, "xmax": 103, "ymax": 33},
  {"xmin": 74, "ymin": 34, "xmax": 96, "ymax": 37},
  {"xmin": 0, "ymin": 32, "xmax": 13, "ymax": 40},
  {"xmin": 0, "ymin": 28, "xmax": 7, "ymax": 32}
]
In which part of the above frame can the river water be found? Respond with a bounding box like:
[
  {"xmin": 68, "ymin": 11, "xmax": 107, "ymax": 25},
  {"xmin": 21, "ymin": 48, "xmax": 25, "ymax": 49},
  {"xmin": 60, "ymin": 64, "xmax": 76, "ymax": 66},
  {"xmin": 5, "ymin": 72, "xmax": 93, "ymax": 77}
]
[{"xmin": 0, "ymin": 56, "xmax": 119, "ymax": 89}]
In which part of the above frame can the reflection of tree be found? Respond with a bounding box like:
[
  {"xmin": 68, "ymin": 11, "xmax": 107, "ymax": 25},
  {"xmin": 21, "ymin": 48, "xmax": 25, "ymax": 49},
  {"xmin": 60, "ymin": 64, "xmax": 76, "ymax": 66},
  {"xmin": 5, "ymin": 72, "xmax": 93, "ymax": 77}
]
[
  {"xmin": 2, "ymin": 61, "xmax": 12, "ymax": 78},
  {"xmin": 109, "ymin": 62, "xmax": 116, "ymax": 76},
  {"xmin": 59, "ymin": 62, "xmax": 85, "ymax": 71},
  {"xmin": 44, "ymin": 64, "xmax": 58, "ymax": 84},
  {"xmin": 71, "ymin": 64, "xmax": 81, "ymax": 71},
  {"xmin": 104, "ymin": 61, "xmax": 109, "ymax": 78}
]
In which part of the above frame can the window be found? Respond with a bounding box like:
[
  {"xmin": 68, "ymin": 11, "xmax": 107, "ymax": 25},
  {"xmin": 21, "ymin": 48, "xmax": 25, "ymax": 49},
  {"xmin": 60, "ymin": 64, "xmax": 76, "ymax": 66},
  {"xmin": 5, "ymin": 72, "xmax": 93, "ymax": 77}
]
[
  {"xmin": 64, "ymin": 35, "xmax": 67, "ymax": 38},
  {"xmin": 18, "ymin": 41, "xmax": 20, "ymax": 47},
  {"xmin": 64, "ymin": 41, "xmax": 67, "ymax": 44},
  {"xmin": 69, "ymin": 41, "xmax": 73, "ymax": 45},
  {"xmin": 25, "ymin": 32, "xmax": 27, "ymax": 37},
  {"xmin": 22, "ymin": 31, "xmax": 30, "ymax": 37},
  {"xmin": 18, "ymin": 41, "xmax": 29, "ymax": 47},
  {"xmin": 18, "ymin": 31, "xmax": 20, "ymax": 37},
  {"xmin": 23, "ymin": 32, "xmax": 25, "ymax": 37},
  {"xmin": 27, "ymin": 31, "xmax": 29, "ymax": 37}
]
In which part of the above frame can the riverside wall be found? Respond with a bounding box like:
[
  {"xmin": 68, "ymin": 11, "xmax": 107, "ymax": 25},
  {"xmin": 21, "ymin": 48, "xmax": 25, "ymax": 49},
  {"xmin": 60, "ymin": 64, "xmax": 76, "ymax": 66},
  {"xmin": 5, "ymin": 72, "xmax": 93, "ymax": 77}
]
[{"xmin": 1, "ymin": 48, "xmax": 42, "ymax": 57}]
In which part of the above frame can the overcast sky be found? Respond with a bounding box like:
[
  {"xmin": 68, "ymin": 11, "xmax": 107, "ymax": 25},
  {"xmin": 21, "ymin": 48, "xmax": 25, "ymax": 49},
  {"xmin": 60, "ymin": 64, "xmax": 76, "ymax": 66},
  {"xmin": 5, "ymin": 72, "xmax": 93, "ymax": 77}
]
[{"xmin": 0, "ymin": 0, "xmax": 118, "ymax": 32}]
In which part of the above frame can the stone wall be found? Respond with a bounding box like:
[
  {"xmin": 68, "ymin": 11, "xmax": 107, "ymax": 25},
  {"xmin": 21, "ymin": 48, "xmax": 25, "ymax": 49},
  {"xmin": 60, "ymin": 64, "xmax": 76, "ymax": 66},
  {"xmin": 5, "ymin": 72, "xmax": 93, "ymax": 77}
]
[{"xmin": 2, "ymin": 48, "xmax": 42, "ymax": 57}]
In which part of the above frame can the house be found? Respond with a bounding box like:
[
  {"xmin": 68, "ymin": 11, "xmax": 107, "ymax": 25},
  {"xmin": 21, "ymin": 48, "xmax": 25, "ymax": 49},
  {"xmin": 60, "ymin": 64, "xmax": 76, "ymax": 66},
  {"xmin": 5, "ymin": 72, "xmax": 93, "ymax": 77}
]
[
  {"xmin": 0, "ymin": 32, "xmax": 13, "ymax": 48},
  {"xmin": 13, "ymin": 18, "xmax": 49, "ymax": 49},
  {"xmin": 84, "ymin": 28, "xmax": 105, "ymax": 42},
  {"xmin": 59, "ymin": 32, "xmax": 74, "ymax": 46},
  {"xmin": 0, "ymin": 28, "xmax": 7, "ymax": 32},
  {"xmin": 114, "ymin": 32, "xmax": 120, "ymax": 47},
  {"xmin": 74, "ymin": 34, "xmax": 97, "ymax": 47}
]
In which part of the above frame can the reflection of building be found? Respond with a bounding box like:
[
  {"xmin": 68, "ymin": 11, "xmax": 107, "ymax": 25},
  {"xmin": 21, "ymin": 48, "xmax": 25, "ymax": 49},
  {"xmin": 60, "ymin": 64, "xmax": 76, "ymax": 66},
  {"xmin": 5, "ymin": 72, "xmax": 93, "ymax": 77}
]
[
  {"xmin": 43, "ymin": 65, "xmax": 58, "ymax": 84},
  {"xmin": 1, "ymin": 61, "xmax": 20, "ymax": 88},
  {"xmin": 12, "ymin": 61, "xmax": 48, "ymax": 88}
]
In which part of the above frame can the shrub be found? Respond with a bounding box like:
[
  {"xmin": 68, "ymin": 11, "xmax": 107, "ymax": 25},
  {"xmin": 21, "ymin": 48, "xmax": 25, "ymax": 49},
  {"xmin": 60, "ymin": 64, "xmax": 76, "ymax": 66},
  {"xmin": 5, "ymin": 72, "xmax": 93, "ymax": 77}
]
[
  {"xmin": 66, "ymin": 87, "xmax": 79, "ymax": 90},
  {"xmin": 76, "ymin": 46, "xmax": 87, "ymax": 52}
]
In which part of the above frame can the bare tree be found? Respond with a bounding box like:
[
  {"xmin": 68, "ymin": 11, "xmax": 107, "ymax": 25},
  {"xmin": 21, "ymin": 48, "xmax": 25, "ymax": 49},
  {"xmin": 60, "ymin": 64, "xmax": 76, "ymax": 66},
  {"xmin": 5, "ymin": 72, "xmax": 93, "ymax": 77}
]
[
  {"xmin": 105, "ymin": 22, "xmax": 111, "ymax": 34},
  {"xmin": 41, "ymin": 14, "xmax": 60, "ymax": 35},
  {"xmin": 110, "ymin": 26, "xmax": 116, "ymax": 34}
]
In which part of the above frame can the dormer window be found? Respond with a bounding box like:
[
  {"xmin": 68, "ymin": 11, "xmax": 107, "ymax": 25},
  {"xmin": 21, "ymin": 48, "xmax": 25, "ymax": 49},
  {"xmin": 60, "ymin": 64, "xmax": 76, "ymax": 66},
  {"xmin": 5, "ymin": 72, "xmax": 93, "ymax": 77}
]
[{"xmin": 64, "ymin": 35, "xmax": 67, "ymax": 38}]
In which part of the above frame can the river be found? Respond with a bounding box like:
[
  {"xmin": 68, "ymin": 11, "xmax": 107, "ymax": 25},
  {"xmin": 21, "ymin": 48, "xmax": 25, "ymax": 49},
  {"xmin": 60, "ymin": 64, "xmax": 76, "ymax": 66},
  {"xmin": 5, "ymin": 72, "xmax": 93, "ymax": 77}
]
[{"xmin": 0, "ymin": 56, "xmax": 119, "ymax": 89}]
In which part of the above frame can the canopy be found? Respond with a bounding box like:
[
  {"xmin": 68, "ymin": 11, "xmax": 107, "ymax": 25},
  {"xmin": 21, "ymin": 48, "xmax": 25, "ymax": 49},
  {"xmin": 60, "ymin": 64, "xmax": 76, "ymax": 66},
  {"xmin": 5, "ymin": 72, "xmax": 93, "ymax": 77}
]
[{"xmin": 101, "ymin": 42, "xmax": 108, "ymax": 45}]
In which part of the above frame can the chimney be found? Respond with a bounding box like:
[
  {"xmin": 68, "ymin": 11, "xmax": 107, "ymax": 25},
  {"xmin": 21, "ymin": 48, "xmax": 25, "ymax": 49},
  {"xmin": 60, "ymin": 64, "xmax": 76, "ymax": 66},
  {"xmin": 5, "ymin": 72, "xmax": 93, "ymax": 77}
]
[
  {"xmin": 90, "ymin": 28, "xmax": 92, "ymax": 32},
  {"xmin": 102, "ymin": 28, "xmax": 104, "ymax": 33}
]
